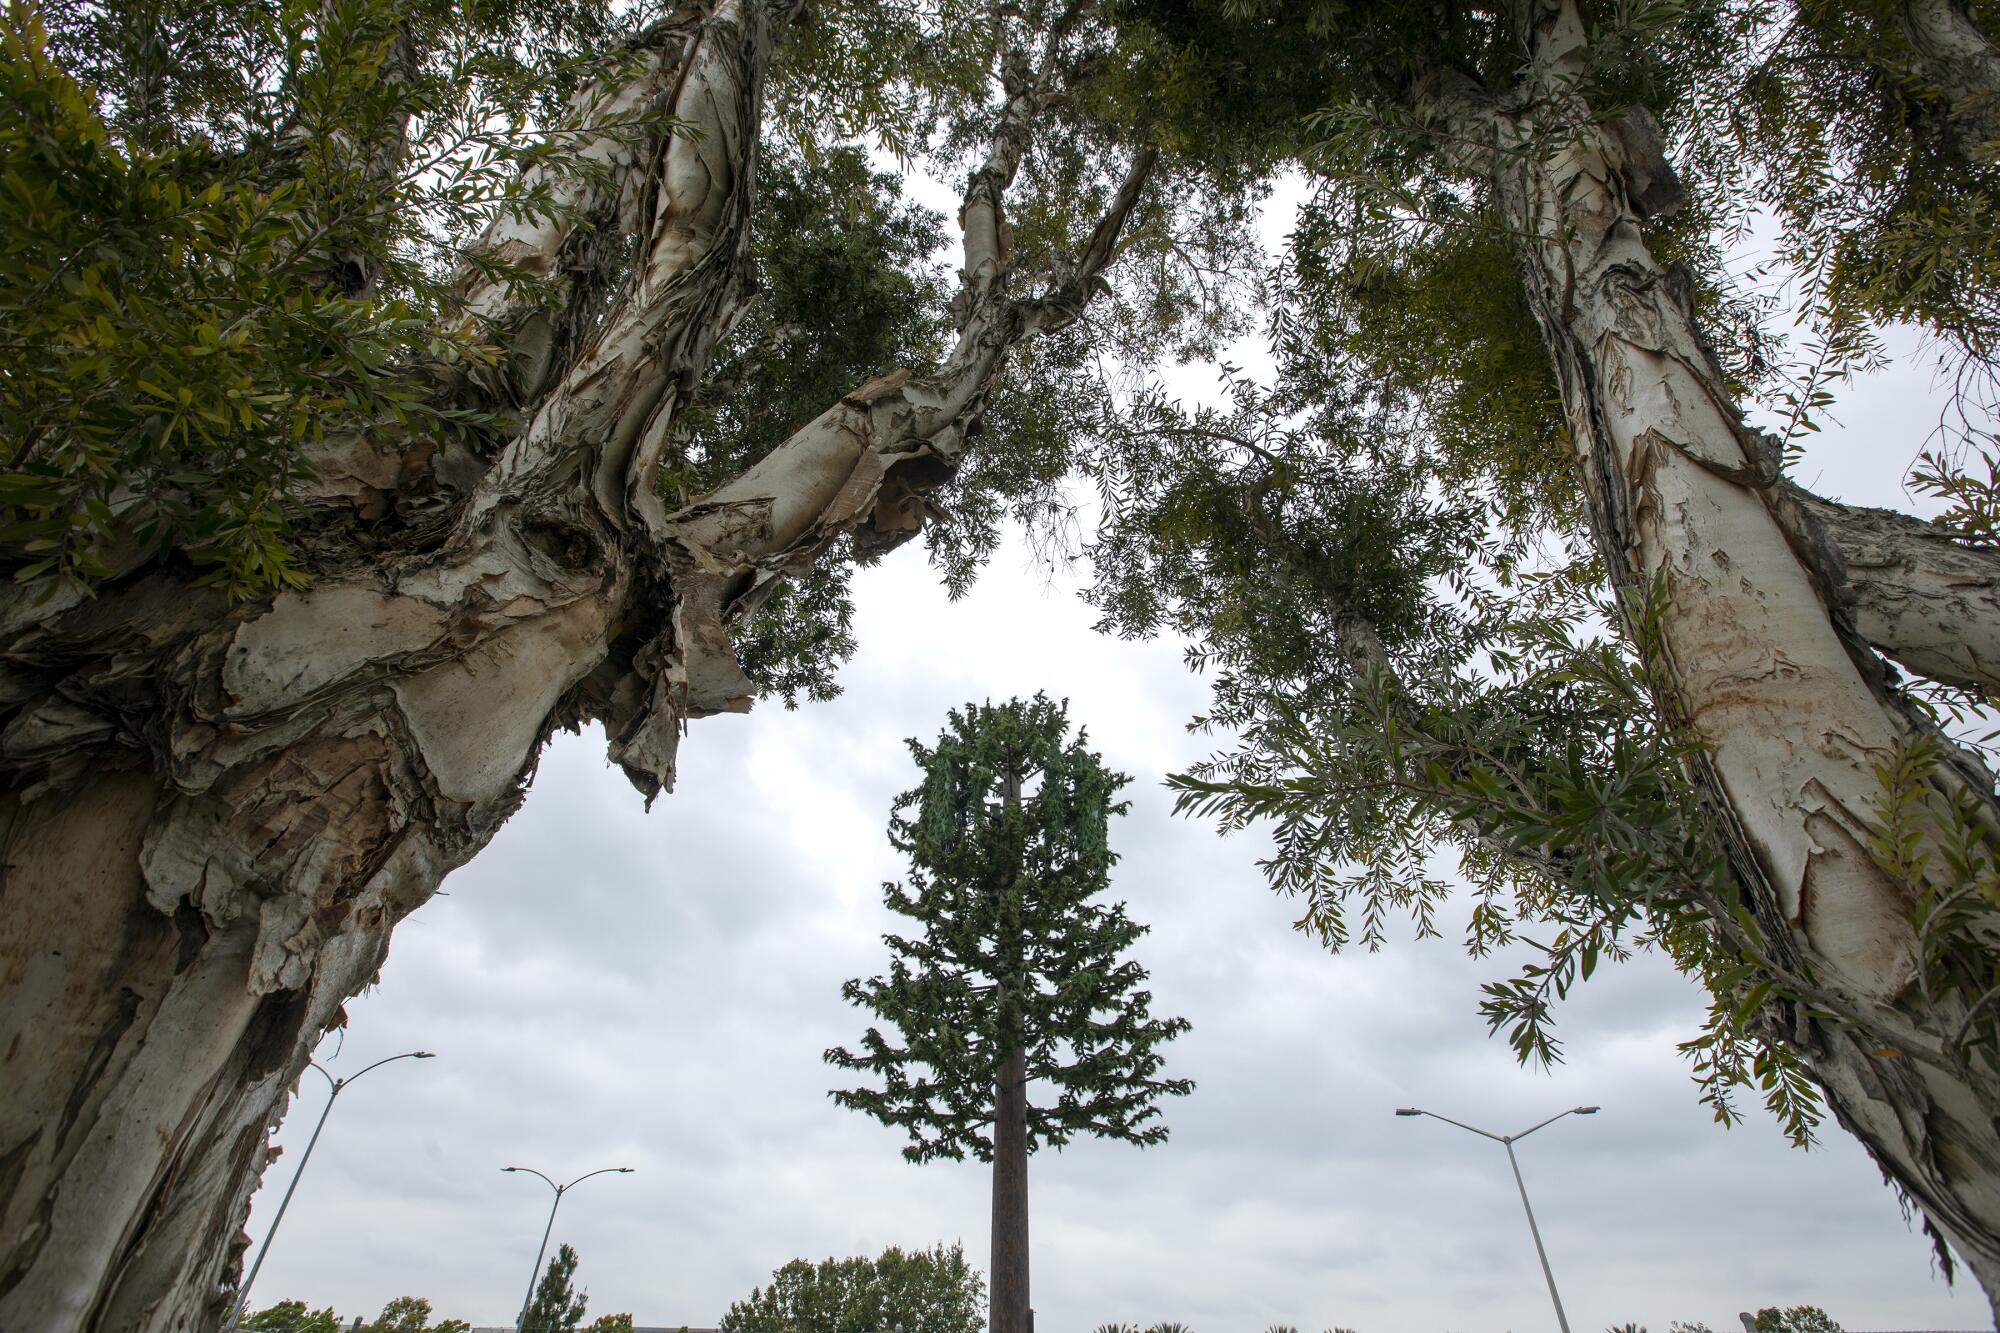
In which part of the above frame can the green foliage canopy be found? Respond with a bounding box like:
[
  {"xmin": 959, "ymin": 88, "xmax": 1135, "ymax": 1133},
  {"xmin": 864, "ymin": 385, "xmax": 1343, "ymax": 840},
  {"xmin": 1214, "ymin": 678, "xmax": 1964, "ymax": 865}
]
[
  {"xmin": 0, "ymin": 0, "xmax": 662, "ymax": 595},
  {"xmin": 509, "ymin": 1241, "xmax": 637, "ymax": 1333},
  {"xmin": 241, "ymin": 1300, "xmax": 342, "ymax": 1333},
  {"xmin": 717, "ymin": 1243, "xmax": 985, "ymax": 1333},
  {"xmin": 364, "ymin": 1296, "xmax": 472, "ymax": 1333},
  {"xmin": 1753, "ymin": 1306, "xmax": 1846, "ymax": 1333},
  {"xmin": 242, "ymin": 1294, "xmax": 472, "ymax": 1333}
]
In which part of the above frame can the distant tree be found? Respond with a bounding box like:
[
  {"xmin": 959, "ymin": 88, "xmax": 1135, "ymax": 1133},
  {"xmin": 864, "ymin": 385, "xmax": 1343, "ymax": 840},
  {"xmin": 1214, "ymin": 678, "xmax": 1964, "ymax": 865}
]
[
  {"xmin": 522, "ymin": 1244, "xmax": 590, "ymax": 1333},
  {"xmin": 717, "ymin": 1243, "xmax": 984, "ymax": 1333},
  {"xmin": 242, "ymin": 1295, "xmax": 472, "ymax": 1333},
  {"xmin": 241, "ymin": 1301, "xmax": 341, "ymax": 1333},
  {"xmin": 363, "ymin": 1296, "xmax": 471, "ymax": 1333},
  {"xmin": 514, "ymin": 1243, "xmax": 635, "ymax": 1333},
  {"xmin": 1752, "ymin": 1309, "xmax": 1844, "ymax": 1333},
  {"xmin": 826, "ymin": 696, "xmax": 1193, "ymax": 1333}
]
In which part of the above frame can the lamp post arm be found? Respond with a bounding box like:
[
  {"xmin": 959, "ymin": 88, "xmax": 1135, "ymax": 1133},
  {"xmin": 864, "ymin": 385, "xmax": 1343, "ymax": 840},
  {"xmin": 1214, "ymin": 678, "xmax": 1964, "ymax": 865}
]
[
  {"xmin": 562, "ymin": 1166, "xmax": 630, "ymax": 1190},
  {"xmin": 507, "ymin": 1166, "xmax": 560, "ymax": 1193},
  {"xmin": 1416, "ymin": 1109, "xmax": 1505, "ymax": 1142},
  {"xmin": 346, "ymin": 1050, "xmax": 430, "ymax": 1083},
  {"xmin": 1510, "ymin": 1107, "xmax": 1585, "ymax": 1143}
]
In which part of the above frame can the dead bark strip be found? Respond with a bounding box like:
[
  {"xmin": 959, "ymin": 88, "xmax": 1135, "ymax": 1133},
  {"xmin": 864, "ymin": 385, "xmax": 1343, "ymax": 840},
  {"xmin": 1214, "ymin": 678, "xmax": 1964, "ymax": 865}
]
[
  {"xmin": 1420, "ymin": 0, "xmax": 2000, "ymax": 1310},
  {"xmin": 0, "ymin": 6, "xmax": 1154, "ymax": 1328}
]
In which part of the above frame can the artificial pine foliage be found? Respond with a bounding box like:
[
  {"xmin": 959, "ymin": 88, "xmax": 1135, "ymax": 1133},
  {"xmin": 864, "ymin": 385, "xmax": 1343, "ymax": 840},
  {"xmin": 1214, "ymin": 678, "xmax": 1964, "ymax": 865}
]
[{"xmin": 825, "ymin": 694, "xmax": 1192, "ymax": 1161}]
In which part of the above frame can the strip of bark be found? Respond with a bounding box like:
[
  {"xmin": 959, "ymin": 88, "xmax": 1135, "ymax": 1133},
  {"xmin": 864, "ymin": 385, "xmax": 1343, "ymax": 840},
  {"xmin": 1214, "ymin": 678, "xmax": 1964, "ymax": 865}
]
[{"xmin": 1896, "ymin": 0, "xmax": 2000, "ymax": 163}]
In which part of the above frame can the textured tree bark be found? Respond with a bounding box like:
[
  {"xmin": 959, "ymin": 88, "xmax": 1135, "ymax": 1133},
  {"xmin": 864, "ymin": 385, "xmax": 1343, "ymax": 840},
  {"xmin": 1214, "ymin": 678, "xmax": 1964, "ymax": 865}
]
[
  {"xmin": 0, "ymin": 8, "xmax": 781, "ymax": 1328},
  {"xmin": 1419, "ymin": 0, "xmax": 2000, "ymax": 1311},
  {"xmin": 1894, "ymin": 0, "xmax": 2000, "ymax": 162},
  {"xmin": 0, "ymin": 4, "xmax": 1154, "ymax": 1328}
]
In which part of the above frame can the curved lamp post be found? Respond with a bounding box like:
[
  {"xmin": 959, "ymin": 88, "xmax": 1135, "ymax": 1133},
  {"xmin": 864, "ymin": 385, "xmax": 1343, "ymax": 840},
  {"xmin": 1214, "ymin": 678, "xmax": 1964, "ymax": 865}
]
[
  {"xmin": 224, "ymin": 1050, "xmax": 436, "ymax": 1330},
  {"xmin": 504, "ymin": 1165, "xmax": 635, "ymax": 1333},
  {"xmin": 1396, "ymin": 1104, "xmax": 1599, "ymax": 1333}
]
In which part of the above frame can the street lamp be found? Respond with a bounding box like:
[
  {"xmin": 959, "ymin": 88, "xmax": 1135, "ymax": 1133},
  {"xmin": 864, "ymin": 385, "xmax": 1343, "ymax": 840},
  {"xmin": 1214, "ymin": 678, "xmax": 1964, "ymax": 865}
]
[
  {"xmin": 503, "ymin": 1165, "xmax": 635, "ymax": 1333},
  {"xmin": 224, "ymin": 1050, "xmax": 436, "ymax": 1330},
  {"xmin": 1395, "ymin": 1104, "xmax": 1599, "ymax": 1333}
]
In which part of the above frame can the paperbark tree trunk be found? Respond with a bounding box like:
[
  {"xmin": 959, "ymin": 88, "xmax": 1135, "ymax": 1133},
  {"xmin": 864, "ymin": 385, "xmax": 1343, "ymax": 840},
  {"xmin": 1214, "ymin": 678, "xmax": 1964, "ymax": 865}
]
[
  {"xmin": 0, "ymin": 9, "xmax": 782, "ymax": 1328},
  {"xmin": 1421, "ymin": 0, "xmax": 2000, "ymax": 1311},
  {"xmin": 0, "ymin": 6, "xmax": 1155, "ymax": 1329}
]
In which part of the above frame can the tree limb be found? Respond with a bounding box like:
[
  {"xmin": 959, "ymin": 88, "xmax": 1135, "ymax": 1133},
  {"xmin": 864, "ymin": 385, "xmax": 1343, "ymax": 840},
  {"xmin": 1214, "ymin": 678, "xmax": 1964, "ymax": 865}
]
[{"xmin": 1775, "ymin": 481, "xmax": 2000, "ymax": 698}]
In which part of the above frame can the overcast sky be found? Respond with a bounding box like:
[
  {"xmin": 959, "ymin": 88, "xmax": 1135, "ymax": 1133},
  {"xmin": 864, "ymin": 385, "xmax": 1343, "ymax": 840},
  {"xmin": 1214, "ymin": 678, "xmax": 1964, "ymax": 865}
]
[{"xmin": 232, "ymin": 173, "xmax": 1991, "ymax": 1331}]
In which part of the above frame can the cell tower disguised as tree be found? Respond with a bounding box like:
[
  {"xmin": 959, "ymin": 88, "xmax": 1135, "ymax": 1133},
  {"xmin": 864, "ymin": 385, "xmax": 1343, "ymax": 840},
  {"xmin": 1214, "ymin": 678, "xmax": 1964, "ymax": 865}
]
[{"xmin": 826, "ymin": 695, "xmax": 1192, "ymax": 1333}]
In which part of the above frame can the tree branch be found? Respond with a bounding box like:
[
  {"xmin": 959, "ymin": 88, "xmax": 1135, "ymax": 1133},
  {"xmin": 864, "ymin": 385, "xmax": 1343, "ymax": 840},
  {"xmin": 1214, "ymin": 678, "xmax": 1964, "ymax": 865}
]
[{"xmin": 1775, "ymin": 481, "xmax": 2000, "ymax": 698}]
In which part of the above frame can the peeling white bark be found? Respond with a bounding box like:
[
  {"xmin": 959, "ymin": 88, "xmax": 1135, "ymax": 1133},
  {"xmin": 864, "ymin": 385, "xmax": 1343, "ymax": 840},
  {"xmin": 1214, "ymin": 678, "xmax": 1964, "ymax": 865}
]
[
  {"xmin": 1421, "ymin": 0, "xmax": 2000, "ymax": 1310},
  {"xmin": 0, "ymin": 7, "xmax": 1153, "ymax": 1329}
]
